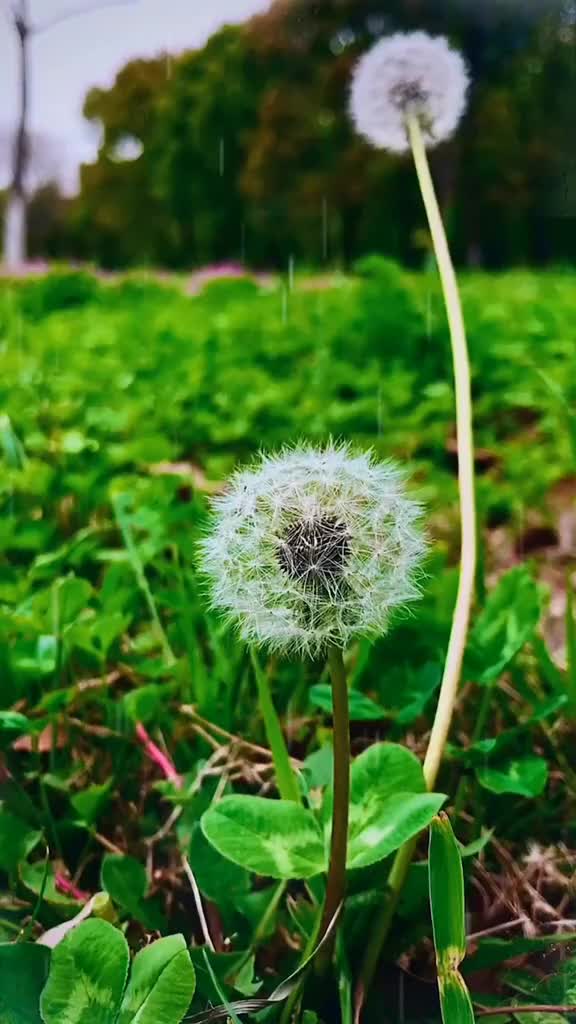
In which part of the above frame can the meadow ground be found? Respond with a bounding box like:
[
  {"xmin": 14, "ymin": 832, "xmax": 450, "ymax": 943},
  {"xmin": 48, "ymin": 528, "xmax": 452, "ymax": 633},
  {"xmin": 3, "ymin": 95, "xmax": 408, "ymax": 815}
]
[{"xmin": 1, "ymin": 261, "xmax": 575, "ymax": 1022}]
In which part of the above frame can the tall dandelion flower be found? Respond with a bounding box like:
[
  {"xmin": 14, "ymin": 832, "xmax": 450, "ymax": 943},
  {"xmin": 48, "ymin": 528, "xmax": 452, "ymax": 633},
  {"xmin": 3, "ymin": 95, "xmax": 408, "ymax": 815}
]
[
  {"xmin": 201, "ymin": 441, "xmax": 425, "ymax": 942},
  {"xmin": 350, "ymin": 33, "xmax": 477, "ymax": 1009},
  {"xmin": 349, "ymin": 31, "xmax": 469, "ymax": 154}
]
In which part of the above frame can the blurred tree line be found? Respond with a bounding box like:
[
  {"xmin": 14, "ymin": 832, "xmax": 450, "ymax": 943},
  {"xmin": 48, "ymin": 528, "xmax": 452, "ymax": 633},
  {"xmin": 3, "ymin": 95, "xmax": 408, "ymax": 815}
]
[{"xmin": 8, "ymin": 0, "xmax": 576, "ymax": 269}]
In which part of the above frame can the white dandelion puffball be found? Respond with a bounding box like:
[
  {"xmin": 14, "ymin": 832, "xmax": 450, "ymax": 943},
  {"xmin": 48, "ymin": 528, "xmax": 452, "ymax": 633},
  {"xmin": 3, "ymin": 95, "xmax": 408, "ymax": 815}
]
[
  {"xmin": 350, "ymin": 31, "xmax": 469, "ymax": 153},
  {"xmin": 200, "ymin": 443, "xmax": 426, "ymax": 658}
]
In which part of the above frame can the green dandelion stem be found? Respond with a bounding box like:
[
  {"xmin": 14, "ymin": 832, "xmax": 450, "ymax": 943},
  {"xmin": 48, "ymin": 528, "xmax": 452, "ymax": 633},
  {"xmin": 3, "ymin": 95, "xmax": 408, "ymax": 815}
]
[
  {"xmin": 407, "ymin": 111, "xmax": 477, "ymax": 791},
  {"xmin": 358, "ymin": 112, "xmax": 476, "ymax": 1010},
  {"xmin": 319, "ymin": 645, "xmax": 351, "ymax": 943}
]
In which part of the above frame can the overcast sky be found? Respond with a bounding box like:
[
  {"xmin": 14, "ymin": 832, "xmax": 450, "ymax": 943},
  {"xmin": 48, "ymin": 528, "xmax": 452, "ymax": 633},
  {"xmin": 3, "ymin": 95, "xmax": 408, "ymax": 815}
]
[{"xmin": 0, "ymin": 0, "xmax": 270, "ymax": 190}]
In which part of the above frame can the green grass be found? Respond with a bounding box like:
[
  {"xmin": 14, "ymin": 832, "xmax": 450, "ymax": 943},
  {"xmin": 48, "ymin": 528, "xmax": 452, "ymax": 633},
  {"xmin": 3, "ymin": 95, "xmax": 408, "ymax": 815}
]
[{"xmin": 0, "ymin": 263, "xmax": 575, "ymax": 1023}]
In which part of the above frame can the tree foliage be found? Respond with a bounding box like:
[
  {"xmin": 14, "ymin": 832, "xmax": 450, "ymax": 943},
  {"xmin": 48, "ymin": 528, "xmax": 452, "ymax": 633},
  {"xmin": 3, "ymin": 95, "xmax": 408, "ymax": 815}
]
[{"xmin": 35, "ymin": 0, "xmax": 576, "ymax": 268}]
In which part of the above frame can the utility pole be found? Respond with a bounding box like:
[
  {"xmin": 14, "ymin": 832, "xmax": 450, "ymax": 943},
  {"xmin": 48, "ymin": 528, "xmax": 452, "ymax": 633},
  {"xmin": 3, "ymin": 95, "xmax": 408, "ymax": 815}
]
[
  {"xmin": 3, "ymin": 0, "xmax": 29, "ymax": 267},
  {"xmin": 2, "ymin": 0, "xmax": 136, "ymax": 269}
]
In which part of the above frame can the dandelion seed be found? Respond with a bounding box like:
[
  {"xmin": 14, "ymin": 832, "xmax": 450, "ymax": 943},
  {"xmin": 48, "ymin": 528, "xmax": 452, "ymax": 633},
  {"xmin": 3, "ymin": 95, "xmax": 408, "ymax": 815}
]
[{"xmin": 349, "ymin": 31, "xmax": 469, "ymax": 153}]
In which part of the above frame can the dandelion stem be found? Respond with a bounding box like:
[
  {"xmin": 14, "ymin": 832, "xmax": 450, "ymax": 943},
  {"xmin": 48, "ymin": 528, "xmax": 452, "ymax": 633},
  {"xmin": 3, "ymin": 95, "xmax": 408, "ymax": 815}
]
[
  {"xmin": 320, "ymin": 645, "xmax": 350, "ymax": 944},
  {"xmin": 356, "ymin": 113, "xmax": 476, "ymax": 1016},
  {"xmin": 407, "ymin": 112, "xmax": 477, "ymax": 790}
]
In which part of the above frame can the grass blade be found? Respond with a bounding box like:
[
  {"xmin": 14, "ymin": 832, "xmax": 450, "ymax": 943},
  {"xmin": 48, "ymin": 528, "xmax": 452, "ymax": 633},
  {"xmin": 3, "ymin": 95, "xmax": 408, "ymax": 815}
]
[
  {"xmin": 429, "ymin": 812, "xmax": 475, "ymax": 1024},
  {"xmin": 250, "ymin": 649, "xmax": 301, "ymax": 804}
]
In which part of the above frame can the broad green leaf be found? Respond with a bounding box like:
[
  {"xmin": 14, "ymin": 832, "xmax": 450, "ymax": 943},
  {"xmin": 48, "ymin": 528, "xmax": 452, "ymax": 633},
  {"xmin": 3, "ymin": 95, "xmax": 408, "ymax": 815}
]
[
  {"xmin": 0, "ymin": 811, "xmax": 42, "ymax": 873},
  {"xmin": 101, "ymin": 855, "xmax": 147, "ymax": 907},
  {"xmin": 0, "ymin": 943, "xmax": 50, "ymax": 1024},
  {"xmin": 301, "ymin": 745, "xmax": 334, "ymax": 791},
  {"xmin": 466, "ymin": 565, "xmax": 542, "ymax": 684},
  {"xmin": 348, "ymin": 743, "xmax": 426, "ymax": 806},
  {"xmin": 201, "ymin": 796, "xmax": 325, "ymax": 879},
  {"xmin": 0, "ymin": 711, "xmax": 31, "ymax": 735},
  {"xmin": 346, "ymin": 791, "xmax": 445, "ymax": 870},
  {"xmin": 71, "ymin": 781, "xmax": 113, "ymax": 827},
  {"xmin": 330, "ymin": 743, "xmax": 445, "ymax": 869},
  {"xmin": 40, "ymin": 918, "xmax": 129, "ymax": 1024},
  {"xmin": 308, "ymin": 683, "xmax": 387, "ymax": 721},
  {"xmin": 188, "ymin": 824, "xmax": 250, "ymax": 904},
  {"xmin": 117, "ymin": 934, "xmax": 195, "ymax": 1024},
  {"xmin": 476, "ymin": 756, "xmax": 548, "ymax": 797},
  {"xmin": 20, "ymin": 861, "xmax": 81, "ymax": 908},
  {"xmin": 122, "ymin": 685, "xmax": 162, "ymax": 725},
  {"xmin": 395, "ymin": 663, "xmax": 441, "ymax": 725},
  {"xmin": 101, "ymin": 854, "xmax": 165, "ymax": 930}
]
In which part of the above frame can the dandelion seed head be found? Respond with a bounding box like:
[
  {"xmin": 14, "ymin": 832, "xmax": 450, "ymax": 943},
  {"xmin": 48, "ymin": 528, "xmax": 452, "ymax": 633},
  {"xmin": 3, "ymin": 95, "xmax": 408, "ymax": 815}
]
[
  {"xmin": 349, "ymin": 31, "xmax": 469, "ymax": 153},
  {"xmin": 199, "ymin": 442, "xmax": 426, "ymax": 658}
]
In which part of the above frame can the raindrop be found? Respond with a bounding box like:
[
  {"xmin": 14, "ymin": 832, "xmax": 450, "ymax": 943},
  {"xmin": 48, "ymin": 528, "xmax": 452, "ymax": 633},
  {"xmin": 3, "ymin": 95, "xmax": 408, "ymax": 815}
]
[
  {"xmin": 329, "ymin": 27, "xmax": 355, "ymax": 55},
  {"xmin": 366, "ymin": 15, "xmax": 387, "ymax": 37},
  {"xmin": 321, "ymin": 197, "xmax": 328, "ymax": 262}
]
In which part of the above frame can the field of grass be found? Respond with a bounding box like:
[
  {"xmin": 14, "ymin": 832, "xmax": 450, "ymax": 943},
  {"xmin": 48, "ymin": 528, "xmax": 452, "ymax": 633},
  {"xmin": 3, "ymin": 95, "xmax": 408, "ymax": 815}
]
[{"xmin": 1, "ymin": 262, "xmax": 576, "ymax": 1023}]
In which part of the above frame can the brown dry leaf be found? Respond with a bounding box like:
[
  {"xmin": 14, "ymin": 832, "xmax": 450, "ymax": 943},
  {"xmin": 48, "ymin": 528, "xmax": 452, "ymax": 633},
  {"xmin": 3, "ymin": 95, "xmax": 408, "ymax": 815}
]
[
  {"xmin": 13, "ymin": 722, "xmax": 69, "ymax": 753},
  {"xmin": 148, "ymin": 461, "xmax": 223, "ymax": 494}
]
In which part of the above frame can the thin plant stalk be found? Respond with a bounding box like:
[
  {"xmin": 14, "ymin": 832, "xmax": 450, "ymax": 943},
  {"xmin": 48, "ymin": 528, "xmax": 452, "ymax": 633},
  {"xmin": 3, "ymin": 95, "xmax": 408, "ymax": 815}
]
[
  {"xmin": 250, "ymin": 649, "xmax": 301, "ymax": 804},
  {"xmin": 320, "ymin": 645, "xmax": 351, "ymax": 940},
  {"xmin": 112, "ymin": 493, "xmax": 176, "ymax": 667},
  {"xmin": 408, "ymin": 112, "xmax": 477, "ymax": 789},
  {"xmin": 357, "ymin": 112, "xmax": 477, "ymax": 1015}
]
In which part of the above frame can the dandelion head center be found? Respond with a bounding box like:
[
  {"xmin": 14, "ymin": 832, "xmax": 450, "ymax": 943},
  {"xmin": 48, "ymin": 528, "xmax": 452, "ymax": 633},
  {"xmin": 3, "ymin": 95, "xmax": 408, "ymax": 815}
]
[
  {"xmin": 277, "ymin": 515, "xmax": 351, "ymax": 591},
  {"xmin": 389, "ymin": 80, "xmax": 428, "ymax": 113}
]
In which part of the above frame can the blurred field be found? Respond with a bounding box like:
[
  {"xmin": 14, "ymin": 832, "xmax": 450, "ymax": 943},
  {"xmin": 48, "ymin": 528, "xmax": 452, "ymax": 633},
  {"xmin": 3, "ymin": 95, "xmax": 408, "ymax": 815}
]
[{"xmin": 1, "ymin": 262, "xmax": 575, "ymax": 1019}]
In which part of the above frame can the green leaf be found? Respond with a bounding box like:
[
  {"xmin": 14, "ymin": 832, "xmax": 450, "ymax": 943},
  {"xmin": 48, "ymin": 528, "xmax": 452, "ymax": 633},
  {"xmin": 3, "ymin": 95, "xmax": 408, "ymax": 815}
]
[
  {"xmin": 188, "ymin": 825, "xmax": 250, "ymax": 904},
  {"xmin": 436, "ymin": 972, "xmax": 476, "ymax": 1024},
  {"xmin": 429, "ymin": 814, "xmax": 475, "ymax": 1024},
  {"xmin": 20, "ymin": 861, "xmax": 80, "ymax": 908},
  {"xmin": 339, "ymin": 743, "xmax": 446, "ymax": 870},
  {"xmin": 466, "ymin": 565, "xmax": 542, "ymax": 684},
  {"xmin": 0, "ymin": 943, "xmax": 50, "ymax": 1024},
  {"xmin": 122, "ymin": 685, "xmax": 162, "ymax": 725},
  {"xmin": 0, "ymin": 711, "xmax": 31, "ymax": 736},
  {"xmin": 429, "ymin": 814, "xmax": 466, "ymax": 964},
  {"xmin": 463, "ymin": 933, "xmax": 576, "ymax": 975},
  {"xmin": 117, "ymin": 934, "xmax": 195, "ymax": 1024},
  {"xmin": 40, "ymin": 918, "xmax": 129, "ymax": 1024},
  {"xmin": 71, "ymin": 781, "xmax": 113, "ymax": 827},
  {"xmin": 101, "ymin": 854, "xmax": 165, "ymax": 930},
  {"xmin": 347, "ymin": 791, "xmax": 445, "ymax": 870},
  {"xmin": 201, "ymin": 796, "xmax": 325, "ymax": 879},
  {"xmin": 0, "ymin": 811, "xmax": 42, "ymax": 873},
  {"xmin": 395, "ymin": 663, "xmax": 441, "ymax": 725},
  {"xmin": 309, "ymin": 683, "xmax": 386, "ymax": 721},
  {"xmin": 476, "ymin": 756, "xmax": 548, "ymax": 797},
  {"xmin": 251, "ymin": 650, "xmax": 301, "ymax": 803},
  {"xmin": 188, "ymin": 948, "xmax": 261, "ymax": 1003}
]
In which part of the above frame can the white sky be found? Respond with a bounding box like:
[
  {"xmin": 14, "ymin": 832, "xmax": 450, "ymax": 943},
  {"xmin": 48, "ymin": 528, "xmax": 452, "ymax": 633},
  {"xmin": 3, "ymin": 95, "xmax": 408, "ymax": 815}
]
[{"xmin": 0, "ymin": 0, "xmax": 270, "ymax": 191}]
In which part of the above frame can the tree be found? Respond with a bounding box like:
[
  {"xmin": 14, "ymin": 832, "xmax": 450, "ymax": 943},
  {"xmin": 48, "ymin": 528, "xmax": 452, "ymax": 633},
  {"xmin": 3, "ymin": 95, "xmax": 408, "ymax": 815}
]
[{"xmin": 1, "ymin": 0, "xmax": 137, "ymax": 269}]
